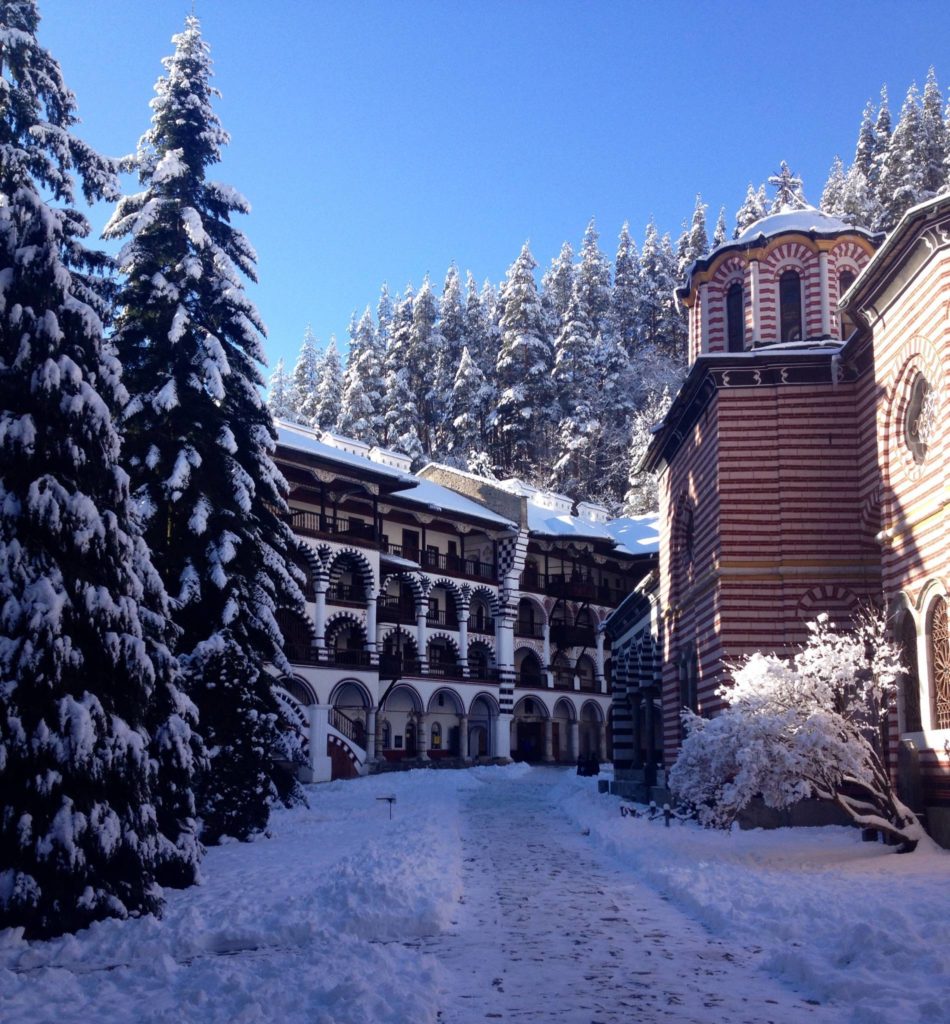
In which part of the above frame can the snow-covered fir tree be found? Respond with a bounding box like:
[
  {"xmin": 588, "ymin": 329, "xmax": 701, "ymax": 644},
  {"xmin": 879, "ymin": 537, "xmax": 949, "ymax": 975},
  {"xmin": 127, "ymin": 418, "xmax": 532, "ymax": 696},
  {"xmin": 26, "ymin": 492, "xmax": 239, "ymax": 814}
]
[
  {"xmin": 711, "ymin": 206, "xmax": 727, "ymax": 248},
  {"xmin": 312, "ymin": 335, "xmax": 343, "ymax": 431},
  {"xmin": 676, "ymin": 195, "xmax": 709, "ymax": 279},
  {"xmin": 463, "ymin": 272, "xmax": 492, "ymax": 377},
  {"xmin": 433, "ymin": 265, "xmax": 466, "ymax": 453},
  {"xmin": 540, "ymin": 241, "xmax": 575, "ymax": 340},
  {"xmin": 768, "ymin": 161, "xmax": 808, "ymax": 211},
  {"xmin": 289, "ymin": 325, "xmax": 320, "ymax": 425},
  {"xmin": 551, "ymin": 282, "xmax": 599, "ymax": 494},
  {"xmin": 104, "ymin": 15, "xmax": 305, "ymax": 842},
  {"xmin": 408, "ymin": 276, "xmax": 444, "ymax": 453},
  {"xmin": 575, "ymin": 220, "xmax": 612, "ymax": 337},
  {"xmin": 878, "ymin": 83, "xmax": 927, "ymax": 229},
  {"xmin": 266, "ymin": 358, "xmax": 294, "ymax": 421},
  {"xmin": 447, "ymin": 346, "xmax": 491, "ymax": 462},
  {"xmin": 920, "ymin": 67, "xmax": 947, "ymax": 198},
  {"xmin": 733, "ymin": 182, "xmax": 767, "ymax": 236},
  {"xmin": 337, "ymin": 307, "xmax": 382, "ymax": 443},
  {"xmin": 0, "ymin": 0, "xmax": 201, "ymax": 937},
  {"xmin": 853, "ymin": 99, "xmax": 877, "ymax": 180},
  {"xmin": 624, "ymin": 387, "xmax": 673, "ymax": 514},
  {"xmin": 820, "ymin": 156, "xmax": 848, "ymax": 217},
  {"xmin": 610, "ymin": 223, "xmax": 640, "ymax": 354},
  {"xmin": 376, "ymin": 283, "xmax": 394, "ymax": 351},
  {"xmin": 494, "ymin": 243, "xmax": 552, "ymax": 476},
  {"xmin": 381, "ymin": 286, "xmax": 424, "ymax": 462}
]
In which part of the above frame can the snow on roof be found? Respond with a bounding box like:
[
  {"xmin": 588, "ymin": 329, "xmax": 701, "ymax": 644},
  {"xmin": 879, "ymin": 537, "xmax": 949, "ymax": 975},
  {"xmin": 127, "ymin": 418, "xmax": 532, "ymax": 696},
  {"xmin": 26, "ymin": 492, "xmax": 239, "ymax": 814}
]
[
  {"xmin": 275, "ymin": 421, "xmax": 412, "ymax": 482},
  {"xmin": 734, "ymin": 205, "xmax": 858, "ymax": 244},
  {"xmin": 603, "ymin": 514, "xmax": 660, "ymax": 556},
  {"xmin": 396, "ymin": 476, "xmax": 517, "ymax": 528}
]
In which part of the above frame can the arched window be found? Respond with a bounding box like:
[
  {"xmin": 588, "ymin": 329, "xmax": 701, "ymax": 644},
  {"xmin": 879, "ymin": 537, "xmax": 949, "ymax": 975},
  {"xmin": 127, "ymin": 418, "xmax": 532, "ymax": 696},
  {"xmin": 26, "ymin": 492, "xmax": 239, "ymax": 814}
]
[
  {"xmin": 779, "ymin": 269, "xmax": 803, "ymax": 342},
  {"xmin": 898, "ymin": 612, "xmax": 922, "ymax": 733},
  {"xmin": 928, "ymin": 597, "xmax": 950, "ymax": 729},
  {"xmin": 726, "ymin": 282, "xmax": 744, "ymax": 351},
  {"xmin": 838, "ymin": 270, "xmax": 856, "ymax": 337}
]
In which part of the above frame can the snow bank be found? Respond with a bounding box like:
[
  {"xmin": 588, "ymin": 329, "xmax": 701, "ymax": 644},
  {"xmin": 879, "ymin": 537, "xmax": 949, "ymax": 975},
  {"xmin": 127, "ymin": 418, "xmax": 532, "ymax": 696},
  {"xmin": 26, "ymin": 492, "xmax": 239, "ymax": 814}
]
[
  {"xmin": 551, "ymin": 770, "xmax": 950, "ymax": 1024},
  {"xmin": 0, "ymin": 769, "xmax": 474, "ymax": 1024}
]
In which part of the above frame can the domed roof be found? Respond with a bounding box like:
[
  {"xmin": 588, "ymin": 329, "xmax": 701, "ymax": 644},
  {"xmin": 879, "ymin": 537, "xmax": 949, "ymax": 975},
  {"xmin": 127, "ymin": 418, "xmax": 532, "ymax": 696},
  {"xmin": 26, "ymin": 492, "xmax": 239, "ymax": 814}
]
[{"xmin": 734, "ymin": 204, "xmax": 859, "ymax": 244}]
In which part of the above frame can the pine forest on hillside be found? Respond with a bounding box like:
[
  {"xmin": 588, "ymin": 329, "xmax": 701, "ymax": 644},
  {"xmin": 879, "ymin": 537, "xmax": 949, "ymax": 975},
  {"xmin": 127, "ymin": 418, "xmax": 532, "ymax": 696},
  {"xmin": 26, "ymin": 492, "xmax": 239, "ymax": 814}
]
[{"xmin": 272, "ymin": 66, "xmax": 950, "ymax": 515}]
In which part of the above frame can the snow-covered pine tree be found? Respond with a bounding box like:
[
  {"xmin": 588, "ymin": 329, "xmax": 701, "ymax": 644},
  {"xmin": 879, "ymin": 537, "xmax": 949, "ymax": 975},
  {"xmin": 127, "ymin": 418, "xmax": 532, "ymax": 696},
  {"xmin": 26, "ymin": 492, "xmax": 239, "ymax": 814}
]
[
  {"xmin": 540, "ymin": 241, "xmax": 575, "ymax": 340},
  {"xmin": 447, "ymin": 346, "xmax": 490, "ymax": 462},
  {"xmin": 478, "ymin": 278, "xmax": 503, "ymax": 379},
  {"xmin": 433, "ymin": 265, "xmax": 466, "ymax": 453},
  {"xmin": 0, "ymin": 0, "xmax": 201, "ymax": 937},
  {"xmin": 463, "ymin": 271, "xmax": 490, "ymax": 376},
  {"xmin": 337, "ymin": 307, "xmax": 382, "ymax": 443},
  {"xmin": 820, "ymin": 156, "xmax": 848, "ymax": 217},
  {"xmin": 312, "ymin": 336, "xmax": 343, "ymax": 431},
  {"xmin": 381, "ymin": 286, "xmax": 424, "ymax": 462},
  {"xmin": 921, "ymin": 67, "xmax": 947, "ymax": 198},
  {"xmin": 853, "ymin": 99, "xmax": 877, "ymax": 180},
  {"xmin": 733, "ymin": 182, "xmax": 767, "ymax": 236},
  {"xmin": 590, "ymin": 331, "xmax": 637, "ymax": 508},
  {"xmin": 407, "ymin": 275, "xmax": 442, "ymax": 454},
  {"xmin": 575, "ymin": 220, "xmax": 611, "ymax": 338},
  {"xmin": 711, "ymin": 206, "xmax": 727, "ymax": 248},
  {"xmin": 869, "ymin": 84, "xmax": 893, "ymax": 220},
  {"xmin": 768, "ymin": 161, "xmax": 808, "ymax": 211},
  {"xmin": 610, "ymin": 223, "xmax": 640, "ymax": 354},
  {"xmin": 104, "ymin": 15, "xmax": 306, "ymax": 842},
  {"xmin": 659, "ymin": 232, "xmax": 688, "ymax": 360},
  {"xmin": 289, "ymin": 325, "xmax": 320, "ymax": 425},
  {"xmin": 878, "ymin": 82, "xmax": 926, "ymax": 230},
  {"xmin": 494, "ymin": 242, "xmax": 552, "ymax": 476},
  {"xmin": 839, "ymin": 162, "xmax": 876, "ymax": 228},
  {"xmin": 376, "ymin": 283, "xmax": 394, "ymax": 351},
  {"xmin": 623, "ymin": 386, "xmax": 674, "ymax": 514},
  {"xmin": 637, "ymin": 221, "xmax": 683, "ymax": 357},
  {"xmin": 551, "ymin": 281, "xmax": 598, "ymax": 494},
  {"xmin": 266, "ymin": 358, "xmax": 295, "ymax": 421},
  {"xmin": 676, "ymin": 195, "xmax": 709, "ymax": 280}
]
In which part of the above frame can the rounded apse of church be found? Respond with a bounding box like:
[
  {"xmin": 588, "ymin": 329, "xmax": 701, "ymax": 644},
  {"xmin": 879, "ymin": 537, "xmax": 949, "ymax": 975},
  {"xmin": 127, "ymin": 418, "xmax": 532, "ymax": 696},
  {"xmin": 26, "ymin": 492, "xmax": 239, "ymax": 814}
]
[{"xmin": 677, "ymin": 206, "xmax": 881, "ymax": 365}]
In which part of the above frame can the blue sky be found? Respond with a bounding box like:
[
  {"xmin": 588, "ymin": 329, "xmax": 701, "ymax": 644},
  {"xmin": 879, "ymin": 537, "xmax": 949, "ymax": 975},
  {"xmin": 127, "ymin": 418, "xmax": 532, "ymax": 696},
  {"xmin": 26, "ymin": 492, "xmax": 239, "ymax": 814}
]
[{"xmin": 39, "ymin": 0, "xmax": 950, "ymax": 374}]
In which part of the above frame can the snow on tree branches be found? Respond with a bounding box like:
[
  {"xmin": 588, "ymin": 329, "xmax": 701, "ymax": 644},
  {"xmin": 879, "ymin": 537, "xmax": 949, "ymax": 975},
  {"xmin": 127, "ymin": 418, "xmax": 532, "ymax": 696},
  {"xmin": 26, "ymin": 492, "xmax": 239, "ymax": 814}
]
[{"xmin": 669, "ymin": 612, "xmax": 926, "ymax": 850}]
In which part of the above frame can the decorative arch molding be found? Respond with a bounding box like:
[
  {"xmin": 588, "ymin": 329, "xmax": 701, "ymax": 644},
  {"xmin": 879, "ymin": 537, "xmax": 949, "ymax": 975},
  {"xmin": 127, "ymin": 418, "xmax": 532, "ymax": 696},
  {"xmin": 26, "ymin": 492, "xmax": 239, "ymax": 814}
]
[
  {"xmin": 514, "ymin": 641, "xmax": 545, "ymax": 662},
  {"xmin": 277, "ymin": 602, "xmax": 319, "ymax": 641},
  {"xmin": 381, "ymin": 682, "xmax": 424, "ymax": 713},
  {"xmin": 327, "ymin": 546, "xmax": 377, "ymax": 592},
  {"xmin": 428, "ymin": 577, "xmax": 468, "ymax": 615},
  {"xmin": 796, "ymin": 584, "xmax": 860, "ymax": 622},
  {"xmin": 711, "ymin": 253, "xmax": 747, "ymax": 287},
  {"xmin": 917, "ymin": 578, "xmax": 950, "ymax": 615},
  {"xmin": 579, "ymin": 699, "xmax": 605, "ymax": 723},
  {"xmin": 513, "ymin": 694, "xmax": 551, "ymax": 718},
  {"xmin": 469, "ymin": 584, "xmax": 500, "ymax": 615},
  {"xmin": 466, "ymin": 691, "xmax": 500, "ymax": 716},
  {"xmin": 468, "ymin": 636, "xmax": 496, "ymax": 657},
  {"xmin": 884, "ymin": 337, "xmax": 944, "ymax": 486},
  {"xmin": 329, "ymin": 677, "xmax": 373, "ymax": 708},
  {"xmin": 325, "ymin": 610, "xmax": 368, "ymax": 641},
  {"xmin": 379, "ymin": 622, "xmax": 417, "ymax": 643},
  {"xmin": 274, "ymin": 673, "xmax": 318, "ymax": 707},
  {"xmin": 427, "ymin": 687, "xmax": 465, "ymax": 714},
  {"xmin": 516, "ymin": 593, "xmax": 548, "ymax": 625},
  {"xmin": 552, "ymin": 696, "xmax": 577, "ymax": 721},
  {"xmin": 297, "ymin": 538, "xmax": 334, "ymax": 576},
  {"xmin": 427, "ymin": 632, "xmax": 462, "ymax": 659},
  {"xmin": 380, "ymin": 571, "xmax": 426, "ymax": 605}
]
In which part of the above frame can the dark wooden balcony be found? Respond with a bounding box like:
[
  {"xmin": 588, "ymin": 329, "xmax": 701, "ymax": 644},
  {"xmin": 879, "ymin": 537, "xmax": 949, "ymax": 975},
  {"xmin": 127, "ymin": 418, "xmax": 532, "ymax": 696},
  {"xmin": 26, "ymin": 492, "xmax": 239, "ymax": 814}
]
[
  {"xmin": 518, "ymin": 672, "xmax": 544, "ymax": 689},
  {"xmin": 550, "ymin": 623, "xmax": 596, "ymax": 648},
  {"xmin": 378, "ymin": 596, "xmax": 417, "ymax": 624},
  {"xmin": 519, "ymin": 570, "xmax": 547, "ymax": 594},
  {"xmin": 553, "ymin": 671, "xmax": 575, "ymax": 690},
  {"xmin": 468, "ymin": 616, "xmax": 494, "ymax": 635},
  {"xmin": 283, "ymin": 639, "xmax": 321, "ymax": 666},
  {"xmin": 515, "ymin": 619, "xmax": 544, "ymax": 639},
  {"xmin": 327, "ymin": 648, "xmax": 372, "ymax": 668},
  {"xmin": 426, "ymin": 607, "xmax": 459, "ymax": 629},
  {"xmin": 327, "ymin": 583, "xmax": 367, "ymax": 605},
  {"xmin": 426, "ymin": 661, "xmax": 463, "ymax": 679},
  {"xmin": 419, "ymin": 548, "xmax": 496, "ymax": 581},
  {"xmin": 291, "ymin": 510, "xmax": 379, "ymax": 547},
  {"xmin": 379, "ymin": 654, "xmax": 422, "ymax": 677},
  {"xmin": 547, "ymin": 575, "xmax": 597, "ymax": 601}
]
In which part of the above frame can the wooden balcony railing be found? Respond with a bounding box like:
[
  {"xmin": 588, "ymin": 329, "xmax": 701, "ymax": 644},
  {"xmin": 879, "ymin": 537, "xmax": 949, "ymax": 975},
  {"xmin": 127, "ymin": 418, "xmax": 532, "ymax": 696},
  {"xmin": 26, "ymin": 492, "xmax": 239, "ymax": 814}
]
[
  {"xmin": 378, "ymin": 596, "xmax": 417, "ymax": 624},
  {"xmin": 291, "ymin": 510, "xmax": 379, "ymax": 545},
  {"xmin": 327, "ymin": 583, "xmax": 367, "ymax": 605},
  {"xmin": 327, "ymin": 648, "xmax": 372, "ymax": 668},
  {"xmin": 426, "ymin": 607, "xmax": 459, "ymax": 629},
  {"xmin": 550, "ymin": 623, "xmax": 596, "ymax": 649},
  {"xmin": 514, "ymin": 619, "xmax": 544, "ymax": 639}
]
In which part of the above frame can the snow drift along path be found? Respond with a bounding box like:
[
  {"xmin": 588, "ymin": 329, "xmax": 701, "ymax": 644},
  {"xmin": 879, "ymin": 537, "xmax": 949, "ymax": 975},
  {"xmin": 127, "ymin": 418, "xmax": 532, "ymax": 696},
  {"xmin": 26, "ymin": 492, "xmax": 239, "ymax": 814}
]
[{"xmin": 2, "ymin": 764, "xmax": 948, "ymax": 1023}]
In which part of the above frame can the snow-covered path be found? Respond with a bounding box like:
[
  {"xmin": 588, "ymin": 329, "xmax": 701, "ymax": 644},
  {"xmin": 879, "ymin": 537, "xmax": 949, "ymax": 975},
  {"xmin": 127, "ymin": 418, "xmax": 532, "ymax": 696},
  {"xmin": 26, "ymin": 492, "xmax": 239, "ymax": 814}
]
[{"xmin": 426, "ymin": 769, "xmax": 838, "ymax": 1024}]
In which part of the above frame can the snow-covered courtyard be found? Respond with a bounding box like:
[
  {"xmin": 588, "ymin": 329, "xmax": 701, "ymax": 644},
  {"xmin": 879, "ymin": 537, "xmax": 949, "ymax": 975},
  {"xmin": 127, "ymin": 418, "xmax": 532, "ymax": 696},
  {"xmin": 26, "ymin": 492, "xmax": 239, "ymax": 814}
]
[{"xmin": 2, "ymin": 765, "xmax": 948, "ymax": 1024}]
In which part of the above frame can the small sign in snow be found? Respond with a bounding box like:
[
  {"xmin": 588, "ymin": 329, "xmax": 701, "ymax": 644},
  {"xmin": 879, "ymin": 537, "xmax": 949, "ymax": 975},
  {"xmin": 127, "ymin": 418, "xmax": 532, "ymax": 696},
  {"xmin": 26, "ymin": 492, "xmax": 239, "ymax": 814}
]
[{"xmin": 376, "ymin": 795, "xmax": 397, "ymax": 819}]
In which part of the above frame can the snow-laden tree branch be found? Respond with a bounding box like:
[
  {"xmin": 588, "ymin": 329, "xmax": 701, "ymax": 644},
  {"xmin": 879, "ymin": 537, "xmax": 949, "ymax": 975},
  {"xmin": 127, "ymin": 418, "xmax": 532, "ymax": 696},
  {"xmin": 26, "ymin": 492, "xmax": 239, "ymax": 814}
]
[{"xmin": 669, "ymin": 611, "xmax": 926, "ymax": 851}]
